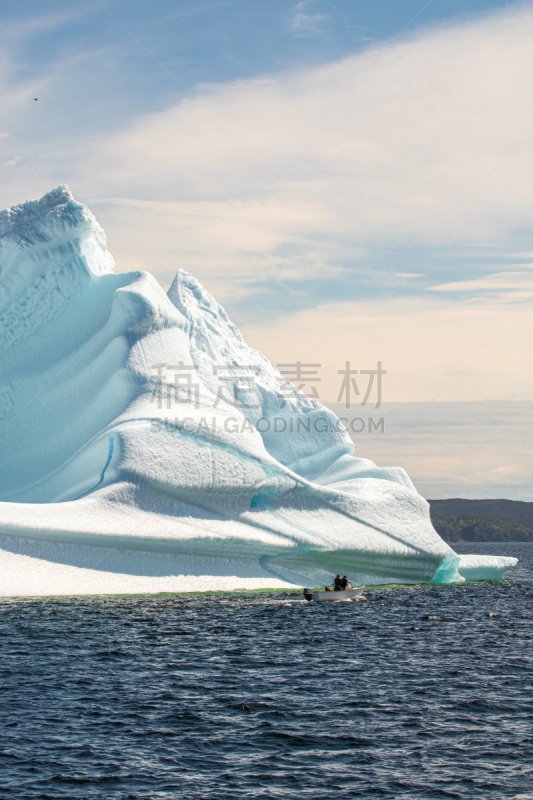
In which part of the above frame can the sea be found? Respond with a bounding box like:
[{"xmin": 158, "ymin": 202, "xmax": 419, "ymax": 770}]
[{"xmin": 1, "ymin": 542, "xmax": 531, "ymax": 800}]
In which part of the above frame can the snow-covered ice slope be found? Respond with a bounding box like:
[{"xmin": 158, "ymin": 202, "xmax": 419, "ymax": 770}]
[{"xmin": 0, "ymin": 188, "xmax": 517, "ymax": 595}]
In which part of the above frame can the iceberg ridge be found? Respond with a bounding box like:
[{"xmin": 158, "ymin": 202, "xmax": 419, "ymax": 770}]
[{"xmin": 0, "ymin": 188, "xmax": 517, "ymax": 595}]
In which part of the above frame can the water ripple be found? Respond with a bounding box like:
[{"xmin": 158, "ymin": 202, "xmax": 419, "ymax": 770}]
[{"xmin": 0, "ymin": 543, "xmax": 531, "ymax": 799}]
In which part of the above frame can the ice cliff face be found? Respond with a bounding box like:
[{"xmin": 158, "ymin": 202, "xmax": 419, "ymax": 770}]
[{"xmin": 0, "ymin": 187, "xmax": 517, "ymax": 594}]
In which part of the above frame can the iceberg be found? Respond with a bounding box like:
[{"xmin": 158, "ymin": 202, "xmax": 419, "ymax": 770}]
[{"xmin": 0, "ymin": 187, "xmax": 517, "ymax": 596}]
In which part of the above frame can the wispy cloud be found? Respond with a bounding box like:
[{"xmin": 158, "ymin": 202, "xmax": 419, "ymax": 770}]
[
  {"xmin": 1, "ymin": 155, "xmax": 21, "ymax": 168},
  {"xmin": 0, "ymin": 5, "xmax": 93, "ymax": 45},
  {"xmin": 510, "ymin": 250, "xmax": 533, "ymax": 259},
  {"xmin": 57, "ymin": 2, "xmax": 533, "ymax": 307},
  {"xmin": 240, "ymin": 292, "xmax": 533, "ymax": 403},
  {"xmin": 289, "ymin": 1, "xmax": 329, "ymax": 37},
  {"xmin": 327, "ymin": 400, "xmax": 533, "ymax": 500},
  {"xmin": 1, "ymin": 2, "xmax": 532, "ymax": 408},
  {"xmin": 428, "ymin": 268, "xmax": 533, "ymax": 301},
  {"xmin": 289, "ymin": 0, "xmax": 328, "ymax": 36}
]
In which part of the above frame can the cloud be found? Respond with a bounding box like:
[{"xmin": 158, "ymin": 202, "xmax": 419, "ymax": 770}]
[
  {"xmin": 1, "ymin": 155, "xmax": 21, "ymax": 168},
  {"xmin": 1, "ymin": 2, "xmax": 532, "ymax": 411},
  {"xmin": 0, "ymin": 5, "xmax": 92, "ymax": 45},
  {"xmin": 57, "ymin": 2, "xmax": 533, "ymax": 307},
  {"xmin": 511, "ymin": 251, "xmax": 533, "ymax": 259},
  {"xmin": 428, "ymin": 268, "xmax": 533, "ymax": 301},
  {"xmin": 239, "ymin": 293, "xmax": 533, "ymax": 403},
  {"xmin": 326, "ymin": 400, "xmax": 533, "ymax": 500},
  {"xmin": 289, "ymin": 1, "xmax": 329, "ymax": 36}
]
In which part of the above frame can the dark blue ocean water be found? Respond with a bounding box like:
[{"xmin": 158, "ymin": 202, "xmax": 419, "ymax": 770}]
[{"xmin": 1, "ymin": 543, "xmax": 532, "ymax": 800}]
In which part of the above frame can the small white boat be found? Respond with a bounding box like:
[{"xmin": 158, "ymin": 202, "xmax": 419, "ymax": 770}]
[{"xmin": 303, "ymin": 586, "xmax": 364, "ymax": 602}]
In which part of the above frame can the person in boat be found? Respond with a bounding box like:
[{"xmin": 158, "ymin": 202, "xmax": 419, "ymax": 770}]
[
  {"xmin": 340, "ymin": 575, "xmax": 348, "ymax": 589},
  {"xmin": 334, "ymin": 574, "xmax": 343, "ymax": 591}
]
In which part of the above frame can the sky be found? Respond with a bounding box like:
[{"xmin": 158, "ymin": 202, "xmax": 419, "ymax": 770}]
[
  {"xmin": 328, "ymin": 401, "xmax": 533, "ymax": 500},
  {"xmin": 0, "ymin": 0, "xmax": 531, "ymax": 498}
]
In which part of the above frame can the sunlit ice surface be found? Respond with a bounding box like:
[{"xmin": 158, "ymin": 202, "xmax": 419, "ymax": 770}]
[{"xmin": 0, "ymin": 188, "xmax": 517, "ymax": 595}]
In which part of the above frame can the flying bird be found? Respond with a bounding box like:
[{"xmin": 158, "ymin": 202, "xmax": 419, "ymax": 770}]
[{"xmin": 33, "ymin": 98, "xmax": 39, "ymax": 101}]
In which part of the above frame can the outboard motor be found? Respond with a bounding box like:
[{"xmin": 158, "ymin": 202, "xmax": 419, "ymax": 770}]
[{"xmin": 303, "ymin": 588, "xmax": 313, "ymax": 602}]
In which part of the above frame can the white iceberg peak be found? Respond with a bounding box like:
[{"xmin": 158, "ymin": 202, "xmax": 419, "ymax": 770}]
[{"xmin": 0, "ymin": 189, "xmax": 517, "ymax": 595}]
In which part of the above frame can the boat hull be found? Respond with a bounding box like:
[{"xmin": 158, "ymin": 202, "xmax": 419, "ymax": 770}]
[{"xmin": 312, "ymin": 587, "xmax": 364, "ymax": 602}]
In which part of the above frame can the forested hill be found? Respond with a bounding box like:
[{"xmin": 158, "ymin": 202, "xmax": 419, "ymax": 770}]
[
  {"xmin": 428, "ymin": 498, "xmax": 533, "ymax": 521},
  {"xmin": 428, "ymin": 499, "xmax": 533, "ymax": 543}
]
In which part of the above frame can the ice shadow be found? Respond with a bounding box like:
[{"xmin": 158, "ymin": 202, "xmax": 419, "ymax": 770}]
[{"xmin": 0, "ymin": 533, "xmax": 273, "ymax": 579}]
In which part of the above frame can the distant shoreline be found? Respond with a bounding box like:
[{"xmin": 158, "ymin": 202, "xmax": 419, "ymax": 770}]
[{"xmin": 429, "ymin": 498, "xmax": 533, "ymax": 542}]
